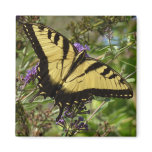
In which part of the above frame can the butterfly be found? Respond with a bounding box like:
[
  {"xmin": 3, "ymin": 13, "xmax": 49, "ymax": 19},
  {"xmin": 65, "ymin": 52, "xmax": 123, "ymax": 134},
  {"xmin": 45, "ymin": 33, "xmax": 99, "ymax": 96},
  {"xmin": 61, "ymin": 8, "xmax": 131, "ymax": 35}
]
[{"xmin": 22, "ymin": 23, "xmax": 133, "ymax": 120}]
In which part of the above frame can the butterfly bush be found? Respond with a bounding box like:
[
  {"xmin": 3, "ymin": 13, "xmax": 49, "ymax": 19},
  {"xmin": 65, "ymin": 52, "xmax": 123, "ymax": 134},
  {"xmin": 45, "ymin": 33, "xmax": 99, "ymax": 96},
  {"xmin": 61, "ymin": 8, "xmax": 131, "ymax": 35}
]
[{"xmin": 56, "ymin": 99, "xmax": 91, "ymax": 136}]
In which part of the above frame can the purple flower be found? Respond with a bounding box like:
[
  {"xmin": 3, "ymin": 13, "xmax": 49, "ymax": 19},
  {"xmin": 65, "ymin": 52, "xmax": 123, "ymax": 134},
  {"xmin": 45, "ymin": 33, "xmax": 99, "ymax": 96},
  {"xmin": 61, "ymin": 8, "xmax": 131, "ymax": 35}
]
[
  {"xmin": 24, "ymin": 63, "xmax": 39, "ymax": 85},
  {"xmin": 64, "ymin": 108, "xmax": 73, "ymax": 118},
  {"xmin": 73, "ymin": 117, "xmax": 88, "ymax": 131},
  {"xmin": 74, "ymin": 42, "xmax": 90, "ymax": 57},
  {"xmin": 78, "ymin": 122, "xmax": 84, "ymax": 128},
  {"xmin": 84, "ymin": 44, "xmax": 90, "ymax": 51},
  {"xmin": 78, "ymin": 116, "xmax": 84, "ymax": 122},
  {"xmin": 56, "ymin": 118, "xmax": 64, "ymax": 125},
  {"xmin": 56, "ymin": 117, "xmax": 65, "ymax": 127},
  {"xmin": 84, "ymin": 124, "xmax": 88, "ymax": 130}
]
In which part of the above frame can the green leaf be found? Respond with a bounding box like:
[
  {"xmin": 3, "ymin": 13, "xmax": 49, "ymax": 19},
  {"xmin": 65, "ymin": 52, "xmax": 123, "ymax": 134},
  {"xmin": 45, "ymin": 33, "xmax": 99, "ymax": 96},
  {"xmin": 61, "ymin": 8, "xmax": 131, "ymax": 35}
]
[{"xmin": 126, "ymin": 78, "xmax": 135, "ymax": 83}]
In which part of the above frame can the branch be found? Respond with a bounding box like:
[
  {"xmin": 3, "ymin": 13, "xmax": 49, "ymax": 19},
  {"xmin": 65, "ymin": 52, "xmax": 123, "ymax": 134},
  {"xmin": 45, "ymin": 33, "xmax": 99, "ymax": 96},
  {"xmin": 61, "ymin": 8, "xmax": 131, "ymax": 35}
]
[
  {"xmin": 125, "ymin": 71, "xmax": 136, "ymax": 79},
  {"xmin": 106, "ymin": 42, "xmax": 135, "ymax": 64},
  {"xmin": 85, "ymin": 101, "xmax": 106, "ymax": 124},
  {"xmin": 29, "ymin": 90, "xmax": 40, "ymax": 103}
]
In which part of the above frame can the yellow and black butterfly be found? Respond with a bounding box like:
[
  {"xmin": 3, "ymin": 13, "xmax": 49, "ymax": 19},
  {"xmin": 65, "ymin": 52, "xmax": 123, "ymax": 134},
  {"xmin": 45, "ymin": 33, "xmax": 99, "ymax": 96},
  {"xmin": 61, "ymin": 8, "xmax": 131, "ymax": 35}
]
[{"xmin": 23, "ymin": 23, "xmax": 133, "ymax": 120}]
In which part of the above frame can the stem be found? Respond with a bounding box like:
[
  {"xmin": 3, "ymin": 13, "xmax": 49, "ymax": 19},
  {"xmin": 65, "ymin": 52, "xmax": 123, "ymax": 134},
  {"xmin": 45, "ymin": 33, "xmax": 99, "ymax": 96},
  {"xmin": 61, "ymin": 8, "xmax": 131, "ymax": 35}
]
[
  {"xmin": 118, "ymin": 59, "xmax": 136, "ymax": 68},
  {"xmin": 106, "ymin": 42, "xmax": 135, "ymax": 64},
  {"xmin": 21, "ymin": 87, "xmax": 37, "ymax": 102},
  {"xmin": 49, "ymin": 104, "xmax": 55, "ymax": 112},
  {"xmin": 49, "ymin": 109, "xmax": 59, "ymax": 116},
  {"xmin": 125, "ymin": 71, "xmax": 136, "ymax": 79},
  {"xmin": 29, "ymin": 90, "xmax": 40, "ymax": 103},
  {"xmin": 85, "ymin": 101, "xmax": 106, "ymax": 124},
  {"xmin": 108, "ymin": 38, "xmax": 113, "ymax": 52}
]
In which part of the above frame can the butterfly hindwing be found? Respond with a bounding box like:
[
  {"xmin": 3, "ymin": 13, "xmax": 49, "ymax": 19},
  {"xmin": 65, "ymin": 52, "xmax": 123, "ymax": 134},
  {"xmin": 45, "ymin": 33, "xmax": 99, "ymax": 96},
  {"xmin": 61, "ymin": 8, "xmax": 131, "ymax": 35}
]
[{"xmin": 55, "ymin": 57, "xmax": 133, "ymax": 104}]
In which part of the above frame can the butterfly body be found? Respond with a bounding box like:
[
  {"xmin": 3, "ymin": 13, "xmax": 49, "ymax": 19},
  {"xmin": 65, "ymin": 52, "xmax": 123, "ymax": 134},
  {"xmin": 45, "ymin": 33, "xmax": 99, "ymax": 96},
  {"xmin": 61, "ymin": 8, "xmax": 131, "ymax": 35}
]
[{"xmin": 23, "ymin": 23, "xmax": 133, "ymax": 120}]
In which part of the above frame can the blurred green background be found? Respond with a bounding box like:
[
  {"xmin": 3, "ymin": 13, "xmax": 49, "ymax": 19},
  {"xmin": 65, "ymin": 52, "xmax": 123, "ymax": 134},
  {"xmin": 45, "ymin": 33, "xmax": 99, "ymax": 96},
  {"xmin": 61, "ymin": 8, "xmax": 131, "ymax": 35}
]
[{"xmin": 16, "ymin": 16, "xmax": 136, "ymax": 136}]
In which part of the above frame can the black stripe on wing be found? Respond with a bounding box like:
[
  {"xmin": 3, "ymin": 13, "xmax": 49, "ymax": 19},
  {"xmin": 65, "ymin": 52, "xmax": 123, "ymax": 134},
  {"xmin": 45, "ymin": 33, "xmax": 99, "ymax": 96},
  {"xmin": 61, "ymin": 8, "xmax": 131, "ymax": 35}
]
[
  {"xmin": 23, "ymin": 23, "xmax": 47, "ymax": 60},
  {"xmin": 63, "ymin": 38, "xmax": 69, "ymax": 59},
  {"xmin": 54, "ymin": 33, "xmax": 60, "ymax": 45},
  {"xmin": 85, "ymin": 62, "xmax": 103, "ymax": 74}
]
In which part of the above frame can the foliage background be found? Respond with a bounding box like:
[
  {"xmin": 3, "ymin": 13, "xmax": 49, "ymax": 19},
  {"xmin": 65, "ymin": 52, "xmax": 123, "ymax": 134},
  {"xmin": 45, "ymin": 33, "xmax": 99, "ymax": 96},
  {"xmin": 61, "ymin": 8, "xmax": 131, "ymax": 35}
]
[{"xmin": 16, "ymin": 16, "xmax": 136, "ymax": 136}]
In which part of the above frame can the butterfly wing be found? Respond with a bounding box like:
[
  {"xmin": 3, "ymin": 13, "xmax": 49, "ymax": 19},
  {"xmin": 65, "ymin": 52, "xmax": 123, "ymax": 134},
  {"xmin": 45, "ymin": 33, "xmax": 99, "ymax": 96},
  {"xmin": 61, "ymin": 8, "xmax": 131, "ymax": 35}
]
[
  {"xmin": 23, "ymin": 23, "xmax": 78, "ymax": 98},
  {"xmin": 55, "ymin": 57, "xmax": 133, "ymax": 106}
]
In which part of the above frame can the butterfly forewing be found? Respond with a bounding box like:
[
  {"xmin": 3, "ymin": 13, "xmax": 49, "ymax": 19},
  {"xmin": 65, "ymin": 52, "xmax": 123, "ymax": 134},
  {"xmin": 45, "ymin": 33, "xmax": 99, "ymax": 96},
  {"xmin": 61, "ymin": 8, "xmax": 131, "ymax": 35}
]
[{"xmin": 23, "ymin": 23, "xmax": 77, "ymax": 97}]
